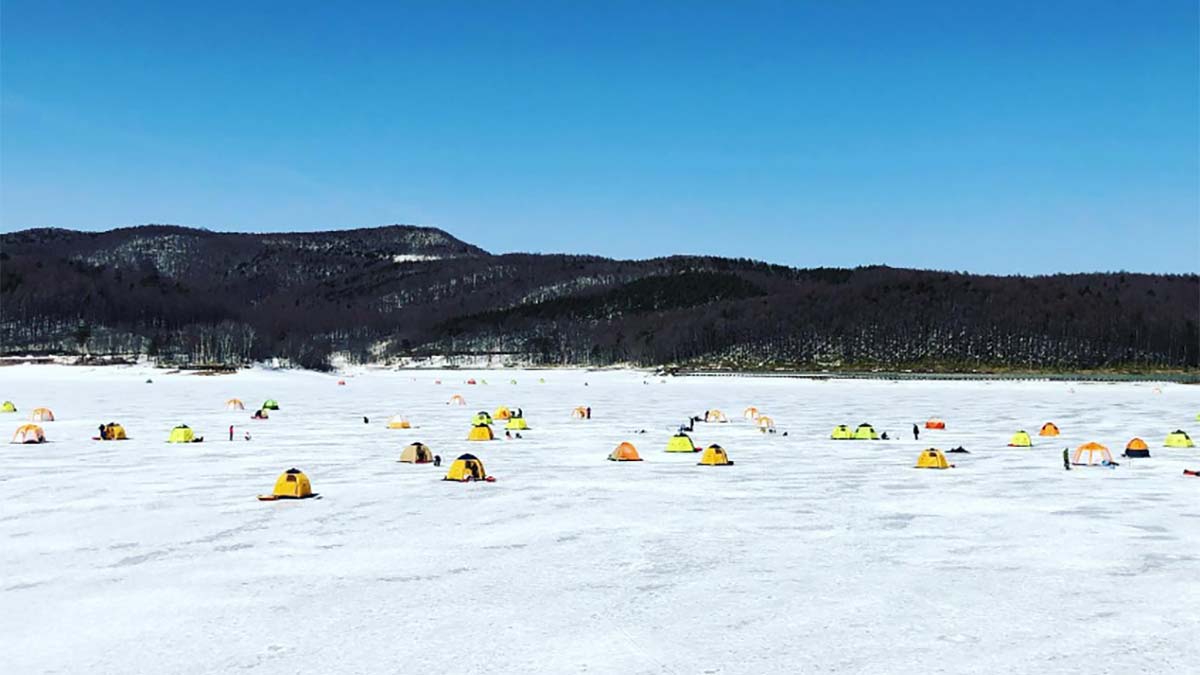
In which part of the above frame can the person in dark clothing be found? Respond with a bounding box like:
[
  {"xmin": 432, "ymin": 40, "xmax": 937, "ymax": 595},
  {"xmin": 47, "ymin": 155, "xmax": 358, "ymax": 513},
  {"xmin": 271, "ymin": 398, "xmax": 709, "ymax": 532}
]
[
  {"xmin": 433, "ymin": 455, "xmax": 442, "ymax": 467},
  {"xmin": 881, "ymin": 432, "xmax": 889, "ymax": 440},
  {"xmin": 947, "ymin": 446, "xmax": 969, "ymax": 454},
  {"xmin": 1062, "ymin": 448, "xmax": 1071, "ymax": 470},
  {"xmin": 505, "ymin": 430, "xmax": 512, "ymax": 439},
  {"xmin": 586, "ymin": 407, "xmax": 591, "ymax": 419},
  {"xmin": 363, "ymin": 416, "xmax": 369, "ymax": 424},
  {"xmin": 98, "ymin": 424, "xmax": 107, "ymax": 440},
  {"xmin": 229, "ymin": 425, "xmax": 234, "ymax": 441},
  {"xmin": 912, "ymin": 424, "xmax": 920, "ymax": 441}
]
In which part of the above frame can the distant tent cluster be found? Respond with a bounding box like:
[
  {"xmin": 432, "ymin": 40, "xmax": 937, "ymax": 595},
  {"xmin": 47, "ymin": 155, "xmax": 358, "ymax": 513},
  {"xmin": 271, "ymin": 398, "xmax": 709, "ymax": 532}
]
[{"xmin": 832, "ymin": 423, "xmax": 877, "ymax": 440}]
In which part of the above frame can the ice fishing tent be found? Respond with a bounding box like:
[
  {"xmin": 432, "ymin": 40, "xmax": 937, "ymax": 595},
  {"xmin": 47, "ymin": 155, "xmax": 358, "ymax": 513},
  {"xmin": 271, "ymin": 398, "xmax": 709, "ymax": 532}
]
[
  {"xmin": 11, "ymin": 424, "xmax": 45, "ymax": 444},
  {"xmin": 386, "ymin": 416, "xmax": 412, "ymax": 429},
  {"xmin": 444, "ymin": 453, "xmax": 488, "ymax": 481},
  {"xmin": 225, "ymin": 399, "xmax": 244, "ymax": 410},
  {"xmin": 705, "ymin": 409, "xmax": 729, "ymax": 423},
  {"xmin": 1165, "ymin": 430, "xmax": 1194, "ymax": 448},
  {"xmin": 743, "ymin": 407, "xmax": 759, "ymax": 420},
  {"xmin": 1072, "ymin": 442, "xmax": 1113, "ymax": 466},
  {"xmin": 831, "ymin": 425, "xmax": 854, "ymax": 440},
  {"xmin": 1008, "ymin": 431, "xmax": 1033, "ymax": 447},
  {"xmin": 258, "ymin": 468, "xmax": 315, "ymax": 500},
  {"xmin": 98, "ymin": 423, "xmax": 128, "ymax": 440},
  {"xmin": 854, "ymin": 423, "xmax": 878, "ymax": 440},
  {"xmin": 666, "ymin": 433, "xmax": 698, "ymax": 453},
  {"xmin": 467, "ymin": 424, "xmax": 494, "ymax": 441},
  {"xmin": 698, "ymin": 444, "xmax": 734, "ymax": 466},
  {"xmin": 400, "ymin": 442, "xmax": 433, "ymax": 464},
  {"xmin": 757, "ymin": 416, "xmax": 775, "ymax": 431},
  {"xmin": 1123, "ymin": 438, "xmax": 1150, "ymax": 458},
  {"xmin": 925, "ymin": 419, "xmax": 946, "ymax": 430},
  {"xmin": 261, "ymin": 400, "xmax": 280, "ymax": 411},
  {"xmin": 493, "ymin": 406, "xmax": 512, "ymax": 420},
  {"xmin": 1, "ymin": 401, "xmax": 16, "ymax": 413},
  {"xmin": 505, "ymin": 417, "xmax": 529, "ymax": 431},
  {"xmin": 30, "ymin": 407, "xmax": 54, "ymax": 422},
  {"xmin": 608, "ymin": 442, "xmax": 643, "ymax": 461},
  {"xmin": 168, "ymin": 425, "xmax": 196, "ymax": 443},
  {"xmin": 915, "ymin": 448, "xmax": 953, "ymax": 469},
  {"xmin": 471, "ymin": 411, "xmax": 493, "ymax": 426},
  {"xmin": 1039, "ymin": 422, "xmax": 1060, "ymax": 437},
  {"xmin": 571, "ymin": 406, "xmax": 589, "ymax": 419},
  {"xmin": 448, "ymin": 395, "xmax": 466, "ymax": 406}
]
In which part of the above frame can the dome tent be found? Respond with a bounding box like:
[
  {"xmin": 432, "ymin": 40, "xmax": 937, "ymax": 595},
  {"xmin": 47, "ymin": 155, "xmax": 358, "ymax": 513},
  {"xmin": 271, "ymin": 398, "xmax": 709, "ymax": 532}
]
[
  {"xmin": 1039, "ymin": 422, "xmax": 1060, "ymax": 437},
  {"xmin": 1008, "ymin": 431, "xmax": 1033, "ymax": 447},
  {"xmin": 400, "ymin": 442, "xmax": 434, "ymax": 464},
  {"xmin": 608, "ymin": 442, "xmax": 643, "ymax": 461},
  {"xmin": 915, "ymin": 448, "xmax": 953, "ymax": 469},
  {"xmin": 11, "ymin": 424, "xmax": 45, "ymax": 444},
  {"xmin": 1165, "ymin": 430, "xmax": 1194, "ymax": 448},
  {"xmin": 831, "ymin": 425, "xmax": 854, "ymax": 440},
  {"xmin": 444, "ymin": 453, "xmax": 490, "ymax": 482},
  {"xmin": 1123, "ymin": 438, "xmax": 1150, "ymax": 458},
  {"xmin": 666, "ymin": 433, "xmax": 698, "ymax": 453},
  {"xmin": 698, "ymin": 444, "xmax": 734, "ymax": 466},
  {"xmin": 257, "ymin": 468, "xmax": 316, "ymax": 500}
]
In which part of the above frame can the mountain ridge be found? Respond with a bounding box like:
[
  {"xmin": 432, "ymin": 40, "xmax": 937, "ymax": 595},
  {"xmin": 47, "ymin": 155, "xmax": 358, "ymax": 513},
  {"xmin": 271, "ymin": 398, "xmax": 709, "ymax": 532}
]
[{"xmin": 2, "ymin": 225, "xmax": 1196, "ymax": 371}]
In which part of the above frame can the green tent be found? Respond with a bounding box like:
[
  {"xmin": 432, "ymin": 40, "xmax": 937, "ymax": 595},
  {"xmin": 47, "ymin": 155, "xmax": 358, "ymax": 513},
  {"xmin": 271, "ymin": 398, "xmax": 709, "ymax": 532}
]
[{"xmin": 262, "ymin": 399, "xmax": 280, "ymax": 411}]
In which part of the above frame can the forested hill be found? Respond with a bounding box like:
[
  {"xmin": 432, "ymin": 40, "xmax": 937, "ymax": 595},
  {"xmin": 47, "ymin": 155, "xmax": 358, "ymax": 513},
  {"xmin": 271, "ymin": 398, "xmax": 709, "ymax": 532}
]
[{"xmin": 1, "ymin": 225, "xmax": 1196, "ymax": 371}]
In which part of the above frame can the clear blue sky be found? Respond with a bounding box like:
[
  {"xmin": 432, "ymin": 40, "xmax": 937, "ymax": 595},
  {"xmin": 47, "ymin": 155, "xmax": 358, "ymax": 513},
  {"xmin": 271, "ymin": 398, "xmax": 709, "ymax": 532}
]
[{"xmin": 2, "ymin": 1, "xmax": 1197, "ymax": 274}]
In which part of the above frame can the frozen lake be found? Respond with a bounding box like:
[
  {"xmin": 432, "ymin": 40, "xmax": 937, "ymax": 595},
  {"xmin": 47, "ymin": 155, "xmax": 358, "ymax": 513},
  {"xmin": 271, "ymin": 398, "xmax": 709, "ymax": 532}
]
[{"xmin": 3, "ymin": 365, "xmax": 1198, "ymax": 674}]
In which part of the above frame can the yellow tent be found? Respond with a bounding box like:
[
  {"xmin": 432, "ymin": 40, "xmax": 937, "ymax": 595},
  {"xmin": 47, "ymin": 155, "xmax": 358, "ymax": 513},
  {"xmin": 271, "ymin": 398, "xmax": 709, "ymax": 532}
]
[
  {"xmin": 1039, "ymin": 422, "xmax": 1060, "ymax": 437},
  {"xmin": 698, "ymin": 444, "xmax": 734, "ymax": 466},
  {"xmin": 98, "ymin": 423, "xmax": 128, "ymax": 440},
  {"xmin": 257, "ymin": 468, "xmax": 315, "ymax": 500},
  {"xmin": 444, "ymin": 453, "xmax": 488, "ymax": 481},
  {"xmin": 831, "ymin": 425, "xmax": 853, "ymax": 440},
  {"xmin": 399, "ymin": 442, "xmax": 433, "ymax": 463},
  {"xmin": 757, "ymin": 415, "xmax": 775, "ymax": 431},
  {"xmin": 11, "ymin": 424, "xmax": 45, "ymax": 444},
  {"xmin": 467, "ymin": 424, "xmax": 494, "ymax": 441},
  {"xmin": 608, "ymin": 442, "xmax": 642, "ymax": 462},
  {"xmin": 30, "ymin": 407, "xmax": 54, "ymax": 422},
  {"xmin": 1, "ymin": 401, "xmax": 16, "ymax": 413},
  {"xmin": 705, "ymin": 409, "xmax": 728, "ymax": 423},
  {"xmin": 505, "ymin": 417, "xmax": 529, "ymax": 431},
  {"xmin": 665, "ymin": 433, "xmax": 698, "ymax": 453},
  {"xmin": 494, "ymin": 406, "xmax": 512, "ymax": 420},
  {"xmin": 471, "ymin": 411, "xmax": 493, "ymax": 426},
  {"xmin": 1008, "ymin": 431, "xmax": 1032, "ymax": 447},
  {"xmin": 1165, "ymin": 430, "xmax": 1194, "ymax": 448},
  {"xmin": 386, "ymin": 416, "xmax": 412, "ymax": 429},
  {"xmin": 915, "ymin": 448, "xmax": 953, "ymax": 469},
  {"xmin": 853, "ymin": 423, "xmax": 878, "ymax": 440},
  {"xmin": 168, "ymin": 425, "xmax": 196, "ymax": 443},
  {"xmin": 225, "ymin": 399, "xmax": 245, "ymax": 410},
  {"xmin": 1072, "ymin": 442, "xmax": 1113, "ymax": 466}
]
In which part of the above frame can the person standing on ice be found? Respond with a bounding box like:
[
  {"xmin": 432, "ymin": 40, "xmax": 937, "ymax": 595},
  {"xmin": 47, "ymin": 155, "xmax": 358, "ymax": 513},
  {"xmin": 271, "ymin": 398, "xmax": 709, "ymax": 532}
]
[
  {"xmin": 912, "ymin": 424, "xmax": 919, "ymax": 441},
  {"xmin": 1062, "ymin": 448, "xmax": 1071, "ymax": 470},
  {"xmin": 433, "ymin": 454, "xmax": 442, "ymax": 467},
  {"xmin": 586, "ymin": 407, "xmax": 591, "ymax": 419},
  {"xmin": 229, "ymin": 425, "xmax": 234, "ymax": 441}
]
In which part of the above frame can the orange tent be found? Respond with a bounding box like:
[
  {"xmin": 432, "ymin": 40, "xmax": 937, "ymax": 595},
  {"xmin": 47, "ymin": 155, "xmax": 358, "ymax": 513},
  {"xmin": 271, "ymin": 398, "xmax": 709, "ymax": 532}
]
[
  {"xmin": 925, "ymin": 419, "xmax": 945, "ymax": 430},
  {"xmin": 608, "ymin": 442, "xmax": 643, "ymax": 461},
  {"xmin": 1039, "ymin": 422, "xmax": 1060, "ymax": 437},
  {"xmin": 1072, "ymin": 442, "xmax": 1113, "ymax": 466},
  {"xmin": 448, "ymin": 395, "xmax": 466, "ymax": 406},
  {"xmin": 30, "ymin": 407, "xmax": 54, "ymax": 422},
  {"xmin": 1123, "ymin": 438, "xmax": 1150, "ymax": 458},
  {"xmin": 743, "ymin": 407, "xmax": 759, "ymax": 420},
  {"xmin": 12, "ymin": 424, "xmax": 45, "ymax": 444}
]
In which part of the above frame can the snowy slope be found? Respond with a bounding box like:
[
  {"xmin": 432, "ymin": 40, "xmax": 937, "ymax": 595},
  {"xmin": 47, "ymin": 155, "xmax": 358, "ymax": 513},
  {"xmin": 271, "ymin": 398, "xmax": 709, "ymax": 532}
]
[{"xmin": 2, "ymin": 366, "xmax": 1198, "ymax": 674}]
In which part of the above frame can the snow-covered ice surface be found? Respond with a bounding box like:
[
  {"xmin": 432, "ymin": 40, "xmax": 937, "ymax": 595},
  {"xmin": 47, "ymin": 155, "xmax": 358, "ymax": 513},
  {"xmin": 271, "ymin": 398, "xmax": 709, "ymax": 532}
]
[{"xmin": 3, "ymin": 365, "xmax": 1199, "ymax": 674}]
